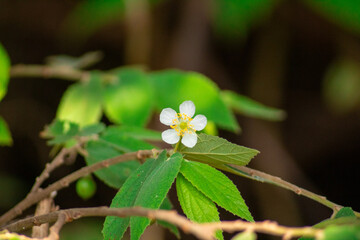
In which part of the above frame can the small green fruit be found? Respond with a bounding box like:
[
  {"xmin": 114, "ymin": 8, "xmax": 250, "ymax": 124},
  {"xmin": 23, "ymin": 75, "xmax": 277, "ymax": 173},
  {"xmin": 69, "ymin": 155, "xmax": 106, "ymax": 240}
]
[{"xmin": 76, "ymin": 175, "xmax": 96, "ymax": 200}]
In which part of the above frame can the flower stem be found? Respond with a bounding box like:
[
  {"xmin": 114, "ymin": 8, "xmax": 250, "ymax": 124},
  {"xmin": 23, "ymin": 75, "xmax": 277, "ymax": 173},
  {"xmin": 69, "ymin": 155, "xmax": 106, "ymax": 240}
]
[{"xmin": 173, "ymin": 138, "xmax": 182, "ymax": 153}]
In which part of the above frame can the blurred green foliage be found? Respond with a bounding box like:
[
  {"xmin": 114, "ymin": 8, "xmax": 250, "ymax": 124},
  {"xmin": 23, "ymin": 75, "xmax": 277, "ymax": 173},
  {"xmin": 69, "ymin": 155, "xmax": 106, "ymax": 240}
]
[
  {"xmin": 303, "ymin": 0, "xmax": 360, "ymax": 35},
  {"xmin": 323, "ymin": 59, "xmax": 360, "ymax": 114},
  {"xmin": 0, "ymin": 43, "xmax": 12, "ymax": 146}
]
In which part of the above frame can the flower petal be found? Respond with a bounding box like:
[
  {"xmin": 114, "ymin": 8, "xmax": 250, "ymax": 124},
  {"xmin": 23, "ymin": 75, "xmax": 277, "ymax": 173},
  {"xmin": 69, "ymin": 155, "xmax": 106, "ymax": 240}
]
[
  {"xmin": 181, "ymin": 132, "xmax": 197, "ymax": 148},
  {"xmin": 162, "ymin": 129, "xmax": 180, "ymax": 144},
  {"xmin": 191, "ymin": 114, "xmax": 207, "ymax": 131},
  {"xmin": 160, "ymin": 108, "xmax": 177, "ymax": 126},
  {"xmin": 179, "ymin": 101, "xmax": 195, "ymax": 118}
]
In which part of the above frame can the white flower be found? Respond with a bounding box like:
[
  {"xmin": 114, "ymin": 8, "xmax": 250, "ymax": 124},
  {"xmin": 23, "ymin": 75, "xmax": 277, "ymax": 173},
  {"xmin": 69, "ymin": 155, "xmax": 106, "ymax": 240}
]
[{"xmin": 160, "ymin": 100, "xmax": 207, "ymax": 148}]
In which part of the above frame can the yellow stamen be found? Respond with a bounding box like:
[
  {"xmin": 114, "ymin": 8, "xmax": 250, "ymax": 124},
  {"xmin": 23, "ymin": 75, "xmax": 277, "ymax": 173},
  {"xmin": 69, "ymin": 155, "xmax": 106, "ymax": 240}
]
[{"xmin": 170, "ymin": 113, "xmax": 195, "ymax": 136}]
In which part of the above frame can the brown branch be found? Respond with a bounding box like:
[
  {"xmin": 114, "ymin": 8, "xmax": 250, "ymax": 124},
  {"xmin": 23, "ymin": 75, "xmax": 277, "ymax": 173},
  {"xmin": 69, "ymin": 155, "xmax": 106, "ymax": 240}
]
[
  {"xmin": 32, "ymin": 197, "xmax": 54, "ymax": 238},
  {"xmin": 44, "ymin": 213, "xmax": 66, "ymax": 240},
  {"xmin": 0, "ymin": 150, "xmax": 157, "ymax": 227},
  {"xmin": 10, "ymin": 64, "xmax": 117, "ymax": 84},
  {"xmin": 220, "ymin": 164, "xmax": 359, "ymax": 216},
  {"xmin": 2, "ymin": 207, "xmax": 323, "ymax": 240},
  {"xmin": 10, "ymin": 65, "xmax": 89, "ymax": 82},
  {"xmin": 30, "ymin": 147, "xmax": 78, "ymax": 194}
]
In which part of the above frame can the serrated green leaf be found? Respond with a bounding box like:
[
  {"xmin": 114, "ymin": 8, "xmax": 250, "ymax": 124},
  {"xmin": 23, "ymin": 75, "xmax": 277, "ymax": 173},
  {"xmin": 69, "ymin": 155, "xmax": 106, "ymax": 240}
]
[
  {"xmin": 102, "ymin": 156, "xmax": 160, "ymax": 240},
  {"xmin": 104, "ymin": 67, "xmax": 153, "ymax": 126},
  {"xmin": 105, "ymin": 125, "xmax": 161, "ymax": 141},
  {"xmin": 78, "ymin": 123, "xmax": 106, "ymax": 136},
  {"xmin": 221, "ymin": 90, "xmax": 286, "ymax": 121},
  {"xmin": 176, "ymin": 174, "xmax": 223, "ymax": 240},
  {"xmin": 0, "ymin": 116, "xmax": 12, "ymax": 146},
  {"xmin": 130, "ymin": 153, "xmax": 183, "ymax": 240},
  {"xmin": 0, "ymin": 43, "xmax": 10, "ymax": 102},
  {"xmin": 56, "ymin": 73, "xmax": 103, "ymax": 127},
  {"xmin": 179, "ymin": 133, "xmax": 259, "ymax": 166},
  {"xmin": 232, "ymin": 231, "xmax": 257, "ymax": 240},
  {"xmin": 157, "ymin": 198, "xmax": 180, "ymax": 239},
  {"xmin": 85, "ymin": 140, "xmax": 140, "ymax": 189},
  {"xmin": 150, "ymin": 70, "xmax": 239, "ymax": 132},
  {"xmin": 180, "ymin": 160, "xmax": 253, "ymax": 221}
]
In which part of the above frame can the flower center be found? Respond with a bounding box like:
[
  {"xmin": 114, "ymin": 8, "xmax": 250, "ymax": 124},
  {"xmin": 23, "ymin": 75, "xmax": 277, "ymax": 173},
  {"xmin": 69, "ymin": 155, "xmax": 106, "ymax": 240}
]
[
  {"xmin": 179, "ymin": 122, "xmax": 188, "ymax": 130},
  {"xmin": 171, "ymin": 113, "xmax": 195, "ymax": 136}
]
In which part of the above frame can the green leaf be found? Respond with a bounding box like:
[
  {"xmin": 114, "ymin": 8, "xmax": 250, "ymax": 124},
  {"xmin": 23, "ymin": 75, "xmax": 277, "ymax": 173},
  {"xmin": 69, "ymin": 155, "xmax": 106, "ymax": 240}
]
[
  {"xmin": 303, "ymin": 0, "xmax": 360, "ymax": 35},
  {"xmin": 323, "ymin": 59, "xmax": 360, "ymax": 114},
  {"xmin": 335, "ymin": 207, "xmax": 356, "ymax": 219},
  {"xmin": 56, "ymin": 73, "xmax": 103, "ymax": 127},
  {"xmin": 104, "ymin": 125, "xmax": 161, "ymax": 141},
  {"xmin": 130, "ymin": 152, "xmax": 183, "ymax": 240},
  {"xmin": 180, "ymin": 160, "xmax": 253, "ymax": 221},
  {"xmin": 102, "ymin": 151, "xmax": 183, "ymax": 240},
  {"xmin": 323, "ymin": 225, "xmax": 359, "ymax": 240},
  {"xmin": 221, "ymin": 90, "xmax": 286, "ymax": 121},
  {"xmin": 0, "ymin": 43, "xmax": 10, "ymax": 102},
  {"xmin": 232, "ymin": 231, "xmax": 257, "ymax": 240},
  {"xmin": 176, "ymin": 174, "xmax": 223, "ymax": 240},
  {"xmin": 85, "ymin": 140, "xmax": 140, "ymax": 189},
  {"xmin": 78, "ymin": 123, "xmax": 106, "ymax": 136},
  {"xmin": 44, "ymin": 120, "xmax": 67, "ymax": 137},
  {"xmin": 102, "ymin": 157, "xmax": 159, "ymax": 240},
  {"xmin": 179, "ymin": 133, "xmax": 259, "ymax": 166},
  {"xmin": 100, "ymin": 127, "xmax": 154, "ymax": 152},
  {"xmin": 313, "ymin": 217, "xmax": 360, "ymax": 230},
  {"xmin": 298, "ymin": 207, "xmax": 358, "ymax": 240},
  {"xmin": 0, "ymin": 116, "xmax": 12, "ymax": 146},
  {"xmin": 150, "ymin": 70, "xmax": 239, "ymax": 132},
  {"xmin": 212, "ymin": 0, "xmax": 278, "ymax": 41},
  {"xmin": 157, "ymin": 198, "xmax": 180, "ymax": 239},
  {"xmin": 104, "ymin": 67, "xmax": 153, "ymax": 126},
  {"xmin": 84, "ymin": 126, "xmax": 155, "ymax": 188},
  {"xmin": 47, "ymin": 121, "xmax": 79, "ymax": 145}
]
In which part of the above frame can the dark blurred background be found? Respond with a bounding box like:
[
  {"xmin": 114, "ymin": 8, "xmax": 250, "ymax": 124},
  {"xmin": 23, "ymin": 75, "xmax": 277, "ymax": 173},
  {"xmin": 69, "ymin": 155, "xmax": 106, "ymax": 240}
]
[{"xmin": 0, "ymin": 0, "xmax": 360, "ymax": 239}]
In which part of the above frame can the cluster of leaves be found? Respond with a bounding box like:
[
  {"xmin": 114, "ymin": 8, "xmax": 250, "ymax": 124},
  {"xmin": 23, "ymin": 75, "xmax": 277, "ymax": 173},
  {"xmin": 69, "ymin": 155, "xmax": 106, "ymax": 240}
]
[
  {"xmin": 55, "ymin": 66, "xmax": 285, "ymax": 134},
  {"xmin": 44, "ymin": 120, "xmax": 360, "ymax": 240},
  {"xmin": 44, "ymin": 120, "xmax": 259, "ymax": 240}
]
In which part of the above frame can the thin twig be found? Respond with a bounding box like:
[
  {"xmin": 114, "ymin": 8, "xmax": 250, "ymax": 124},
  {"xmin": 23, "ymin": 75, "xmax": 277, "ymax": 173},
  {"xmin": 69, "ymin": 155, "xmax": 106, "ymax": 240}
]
[
  {"xmin": 10, "ymin": 65, "xmax": 89, "ymax": 82},
  {"xmin": 2, "ymin": 207, "xmax": 323, "ymax": 240},
  {"xmin": 219, "ymin": 164, "xmax": 355, "ymax": 215},
  {"xmin": 10, "ymin": 64, "xmax": 117, "ymax": 84},
  {"xmin": 0, "ymin": 150, "xmax": 156, "ymax": 226},
  {"xmin": 30, "ymin": 147, "xmax": 77, "ymax": 194}
]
